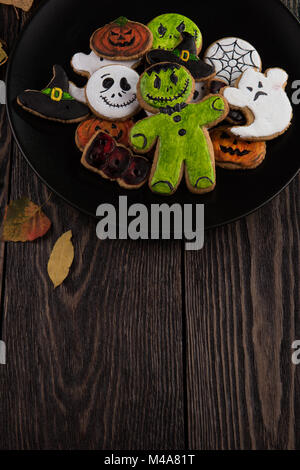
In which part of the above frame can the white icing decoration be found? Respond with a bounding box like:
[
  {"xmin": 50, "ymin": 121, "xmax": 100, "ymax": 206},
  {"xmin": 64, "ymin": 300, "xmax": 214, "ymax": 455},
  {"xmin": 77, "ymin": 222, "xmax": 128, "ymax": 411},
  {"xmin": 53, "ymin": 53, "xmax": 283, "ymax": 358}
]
[
  {"xmin": 69, "ymin": 82, "xmax": 87, "ymax": 103},
  {"xmin": 85, "ymin": 65, "xmax": 140, "ymax": 119},
  {"xmin": 0, "ymin": 80, "xmax": 6, "ymax": 104},
  {"xmin": 224, "ymin": 68, "xmax": 292, "ymax": 139},
  {"xmin": 71, "ymin": 50, "xmax": 138, "ymax": 77},
  {"xmin": 204, "ymin": 37, "xmax": 262, "ymax": 86},
  {"xmin": 191, "ymin": 81, "xmax": 206, "ymax": 103}
]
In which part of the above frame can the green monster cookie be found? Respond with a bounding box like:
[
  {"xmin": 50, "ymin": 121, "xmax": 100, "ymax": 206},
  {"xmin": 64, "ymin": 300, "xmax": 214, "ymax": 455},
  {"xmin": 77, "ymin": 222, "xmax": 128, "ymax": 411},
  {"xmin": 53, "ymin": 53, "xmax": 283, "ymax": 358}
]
[
  {"xmin": 148, "ymin": 13, "xmax": 202, "ymax": 52},
  {"xmin": 130, "ymin": 63, "xmax": 228, "ymax": 195}
]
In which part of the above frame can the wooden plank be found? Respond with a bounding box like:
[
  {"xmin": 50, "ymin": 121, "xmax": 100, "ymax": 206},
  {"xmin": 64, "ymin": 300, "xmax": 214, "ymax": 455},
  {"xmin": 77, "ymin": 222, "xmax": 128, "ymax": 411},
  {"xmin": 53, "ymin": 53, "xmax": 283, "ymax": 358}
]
[
  {"xmin": 0, "ymin": 4, "xmax": 184, "ymax": 450},
  {"xmin": 184, "ymin": 0, "xmax": 300, "ymax": 451},
  {"xmin": 0, "ymin": 4, "xmax": 23, "ymax": 332},
  {"xmin": 185, "ymin": 176, "xmax": 300, "ymax": 449},
  {"xmin": 0, "ymin": 139, "xmax": 184, "ymax": 451}
]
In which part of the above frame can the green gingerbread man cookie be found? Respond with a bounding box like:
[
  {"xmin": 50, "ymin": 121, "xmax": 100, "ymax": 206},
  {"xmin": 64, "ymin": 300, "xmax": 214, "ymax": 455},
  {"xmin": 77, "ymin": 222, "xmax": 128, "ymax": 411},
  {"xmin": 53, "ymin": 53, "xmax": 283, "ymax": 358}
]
[
  {"xmin": 130, "ymin": 63, "xmax": 228, "ymax": 195},
  {"xmin": 148, "ymin": 13, "xmax": 202, "ymax": 52}
]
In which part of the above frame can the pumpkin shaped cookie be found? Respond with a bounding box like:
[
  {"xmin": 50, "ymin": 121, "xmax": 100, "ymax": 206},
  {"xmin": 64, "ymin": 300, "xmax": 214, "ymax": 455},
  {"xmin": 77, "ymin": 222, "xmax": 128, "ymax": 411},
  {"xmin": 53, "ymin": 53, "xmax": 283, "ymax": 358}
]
[
  {"xmin": 211, "ymin": 127, "xmax": 266, "ymax": 170},
  {"xmin": 76, "ymin": 117, "xmax": 134, "ymax": 151},
  {"xmin": 90, "ymin": 17, "xmax": 153, "ymax": 61}
]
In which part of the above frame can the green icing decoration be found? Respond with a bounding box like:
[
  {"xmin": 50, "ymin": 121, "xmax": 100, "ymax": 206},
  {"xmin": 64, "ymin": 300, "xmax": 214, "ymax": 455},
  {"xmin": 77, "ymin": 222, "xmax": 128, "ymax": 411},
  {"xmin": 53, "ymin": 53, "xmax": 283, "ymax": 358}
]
[
  {"xmin": 41, "ymin": 88, "xmax": 75, "ymax": 100},
  {"xmin": 147, "ymin": 13, "xmax": 202, "ymax": 52},
  {"xmin": 41, "ymin": 88, "xmax": 52, "ymax": 96},
  {"xmin": 62, "ymin": 92, "xmax": 75, "ymax": 100},
  {"xmin": 131, "ymin": 67, "xmax": 226, "ymax": 195},
  {"xmin": 140, "ymin": 65, "xmax": 193, "ymax": 110},
  {"xmin": 114, "ymin": 16, "xmax": 128, "ymax": 26}
]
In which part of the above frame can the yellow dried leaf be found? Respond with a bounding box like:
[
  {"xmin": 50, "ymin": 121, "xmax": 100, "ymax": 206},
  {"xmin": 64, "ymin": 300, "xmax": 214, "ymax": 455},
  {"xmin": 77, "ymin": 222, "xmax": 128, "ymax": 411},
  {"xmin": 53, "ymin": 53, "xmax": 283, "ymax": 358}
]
[
  {"xmin": 0, "ymin": 41, "xmax": 8, "ymax": 67},
  {"xmin": 0, "ymin": 0, "xmax": 34, "ymax": 11},
  {"xmin": 47, "ymin": 230, "xmax": 74, "ymax": 288}
]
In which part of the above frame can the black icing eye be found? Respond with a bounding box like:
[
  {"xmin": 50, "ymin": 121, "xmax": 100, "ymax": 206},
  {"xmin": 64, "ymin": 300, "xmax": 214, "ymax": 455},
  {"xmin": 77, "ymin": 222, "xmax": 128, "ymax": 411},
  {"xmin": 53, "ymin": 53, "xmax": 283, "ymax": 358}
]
[
  {"xmin": 176, "ymin": 21, "xmax": 185, "ymax": 33},
  {"xmin": 103, "ymin": 77, "xmax": 114, "ymax": 89},
  {"xmin": 111, "ymin": 123, "xmax": 117, "ymax": 129},
  {"xmin": 247, "ymin": 86, "xmax": 253, "ymax": 92},
  {"xmin": 110, "ymin": 31, "xmax": 118, "ymax": 36},
  {"xmin": 258, "ymin": 81, "xmax": 263, "ymax": 88},
  {"xmin": 125, "ymin": 29, "xmax": 132, "ymax": 35},
  {"xmin": 170, "ymin": 71, "xmax": 178, "ymax": 85},
  {"xmin": 154, "ymin": 74, "xmax": 161, "ymax": 89},
  {"xmin": 221, "ymin": 132, "xmax": 230, "ymax": 139},
  {"xmin": 158, "ymin": 23, "xmax": 167, "ymax": 37},
  {"xmin": 120, "ymin": 77, "xmax": 131, "ymax": 91}
]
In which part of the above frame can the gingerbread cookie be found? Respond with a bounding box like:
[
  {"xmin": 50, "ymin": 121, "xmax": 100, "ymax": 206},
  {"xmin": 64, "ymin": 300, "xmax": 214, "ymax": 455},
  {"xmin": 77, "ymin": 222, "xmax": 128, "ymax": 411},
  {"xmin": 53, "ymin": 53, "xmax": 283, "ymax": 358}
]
[
  {"xmin": 222, "ymin": 68, "xmax": 293, "ymax": 141},
  {"xmin": 69, "ymin": 64, "xmax": 140, "ymax": 121},
  {"xmin": 204, "ymin": 37, "xmax": 262, "ymax": 86},
  {"xmin": 71, "ymin": 50, "xmax": 138, "ymax": 78},
  {"xmin": 82, "ymin": 131, "xmax": 150, "ymax": 189},
  {"xmin": 147, "ymin": 32, "xmax": 215, "ymax": 81},
  {"xmin": 76, "ymin": 116, "xmax": 134, "ymax": 150},
  {"xmin": 17, "ymin": 65, "xmax": 90, "ymax": 123},
  {"xmin": 211, "ymin": 127, "xmax": 266, "ymax": 169},
  {"xmin": 147, "ymin": 14, "xmax": 202, "ymax": 53},
  {"xmin": 130, "ymin": 62, "xmax": 228, "ymax": 195},
  {"xmin": 90, "ymin": 17, "xmax": 153, "ymax": 61}
]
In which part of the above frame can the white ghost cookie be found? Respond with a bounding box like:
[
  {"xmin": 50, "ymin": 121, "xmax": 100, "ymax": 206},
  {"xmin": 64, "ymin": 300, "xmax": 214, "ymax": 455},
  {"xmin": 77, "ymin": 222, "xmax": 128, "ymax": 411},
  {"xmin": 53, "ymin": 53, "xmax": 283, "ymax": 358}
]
[
  {"xmin": 71, "ymin": 50, "xmax": 138, "ymax": 77},
  {"xmin": 223, "ymin": 68, "xmax": 293, "ymax": 141},
  {"xmin": 70, "ymin": 64, "xmax": 140, "ymax": 121}
]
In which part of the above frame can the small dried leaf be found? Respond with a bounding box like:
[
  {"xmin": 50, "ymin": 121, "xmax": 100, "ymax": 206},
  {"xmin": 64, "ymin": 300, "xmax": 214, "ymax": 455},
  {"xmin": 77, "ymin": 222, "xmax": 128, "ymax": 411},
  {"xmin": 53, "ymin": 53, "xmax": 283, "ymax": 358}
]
[
  {"xmin": 0, "ymin": 0, "xmax": 34, "ymax": 11},
  {"xmin": 0, "ymin": 40, "xmax": 8, "ymax": 67},
  {"xmin": 47, "ymin": 230, "xmax": 74, "ymax": 288},
  {"xmin": 2, "ymin": 197, "xmax": 51, "ymax": 242}
]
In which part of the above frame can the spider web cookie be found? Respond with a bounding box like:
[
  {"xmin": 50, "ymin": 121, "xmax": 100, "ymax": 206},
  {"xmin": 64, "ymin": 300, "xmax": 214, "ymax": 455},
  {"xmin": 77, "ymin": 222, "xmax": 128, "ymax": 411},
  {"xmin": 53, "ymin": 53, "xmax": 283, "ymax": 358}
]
[{"xmin": 204, "ymin": 37, "xmax": 262, "ymax": 86}]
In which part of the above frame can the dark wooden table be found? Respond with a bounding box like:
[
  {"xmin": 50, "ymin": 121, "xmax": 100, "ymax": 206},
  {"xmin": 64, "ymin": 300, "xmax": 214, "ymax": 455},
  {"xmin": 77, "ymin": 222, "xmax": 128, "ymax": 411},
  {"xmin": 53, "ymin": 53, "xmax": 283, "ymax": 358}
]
[{"xmin": 0, "ymin": 0, "xmax": 299, "ymax": 451}]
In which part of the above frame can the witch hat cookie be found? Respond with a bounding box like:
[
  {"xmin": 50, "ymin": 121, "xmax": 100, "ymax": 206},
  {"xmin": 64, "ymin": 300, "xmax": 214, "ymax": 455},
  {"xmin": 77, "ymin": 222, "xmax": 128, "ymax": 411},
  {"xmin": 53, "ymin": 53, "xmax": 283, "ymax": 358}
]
[
  {"xmin": 17, "ymin": 65, "xmax": 90, "ymax": 123},
  {"xmin": 146, "ymin": 32, "xmax": 215, "ymax": 81}
]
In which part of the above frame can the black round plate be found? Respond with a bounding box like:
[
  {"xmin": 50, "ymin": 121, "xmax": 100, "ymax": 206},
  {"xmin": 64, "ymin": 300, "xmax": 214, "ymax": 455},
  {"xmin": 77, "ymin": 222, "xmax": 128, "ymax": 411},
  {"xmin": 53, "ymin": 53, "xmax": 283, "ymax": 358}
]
[{"xmin": 6, "ymin": 0, "xmax": 300, "ymax": 228}]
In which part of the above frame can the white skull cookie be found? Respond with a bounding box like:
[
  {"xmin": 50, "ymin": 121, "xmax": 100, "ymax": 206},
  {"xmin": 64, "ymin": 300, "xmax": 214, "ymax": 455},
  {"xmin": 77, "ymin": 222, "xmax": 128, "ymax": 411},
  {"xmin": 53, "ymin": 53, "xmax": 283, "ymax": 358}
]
[
  {"xmin": 223, "ymin": 67, "xmax": 293, "ymax": 140},
  {"xmin": 70, "ymin": 65, "xmax": 140, "ymax": 121}
]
